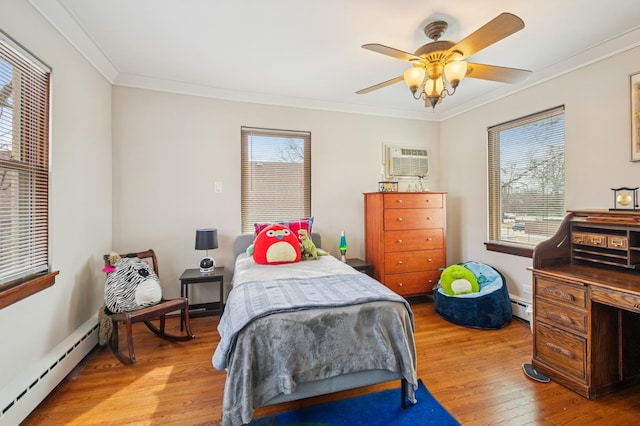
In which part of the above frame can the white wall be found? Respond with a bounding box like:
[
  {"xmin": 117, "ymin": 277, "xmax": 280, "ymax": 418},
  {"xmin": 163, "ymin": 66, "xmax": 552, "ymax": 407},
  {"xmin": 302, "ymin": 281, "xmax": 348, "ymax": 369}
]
[
  {"xmin": 440, "ymin": 46, "xmax": 640, "ymax": 302},
  {"xmin": 0, "ymin": 0, "xmax": 112, "ymax": 394},
  {"xmin": 111, "ymin": 87, "xmax": 438, "ymax": 301}
]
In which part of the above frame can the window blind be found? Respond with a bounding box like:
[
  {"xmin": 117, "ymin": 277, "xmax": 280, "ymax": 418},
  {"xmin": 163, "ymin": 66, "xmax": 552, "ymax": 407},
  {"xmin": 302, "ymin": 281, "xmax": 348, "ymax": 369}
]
[
  {"xmin": 241, "ymin": 127, "xmax": 311, "ymax": 234},
  {"xmin": 0, "ymin": 31, "xmax": 51, "ymax": 287},
  {"xmin": 488, "ymin": 106, "xmax": 565, "ymax": 246}
]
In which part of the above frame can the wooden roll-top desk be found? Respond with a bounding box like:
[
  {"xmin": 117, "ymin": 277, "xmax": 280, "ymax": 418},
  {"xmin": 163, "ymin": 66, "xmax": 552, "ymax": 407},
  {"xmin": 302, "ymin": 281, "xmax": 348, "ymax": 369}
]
[{"xmin": 531, "ymin": 209, "xmax": 640, "ymax": 399}]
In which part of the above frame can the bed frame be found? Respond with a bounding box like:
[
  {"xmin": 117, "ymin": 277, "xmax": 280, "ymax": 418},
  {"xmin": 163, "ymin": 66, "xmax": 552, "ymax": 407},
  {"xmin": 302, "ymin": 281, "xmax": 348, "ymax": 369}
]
[{"xmin": 231, "ymin": 233, "xmax": 409, "ymax": 408}]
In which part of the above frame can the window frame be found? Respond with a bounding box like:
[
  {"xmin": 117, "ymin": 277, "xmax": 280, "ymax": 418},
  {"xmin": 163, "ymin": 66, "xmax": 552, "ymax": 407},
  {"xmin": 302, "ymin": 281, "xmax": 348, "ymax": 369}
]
[
  {"xmin": 240, "ymin": 127, "xmax": 311, "ymax": 234},
  {"xmin": 485, "ymin": 106, "xmax": 566, "ymax": 257},
  {"xmin": 0, "ymin": 29, "xmax": 56, "ymax": 309}
]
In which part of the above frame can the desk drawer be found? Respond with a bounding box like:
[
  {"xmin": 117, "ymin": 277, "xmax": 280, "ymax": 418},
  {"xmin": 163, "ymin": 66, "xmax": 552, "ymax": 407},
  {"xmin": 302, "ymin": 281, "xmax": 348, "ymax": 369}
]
[
  {"xmin": 535, "ymin": 322, "xmax": 586, "ymax": 380},
  {"xmin": 591, "ymin": 286, "xmax": 640, "ymax": 314},
  {"xmin": 572, "ymin": 232, "xmax": 607, "ymax": 248},
  {"xmin": 535, "ymin": 277, "xmax": 587, "ymax": 309},
  {"xmin": 385, "ymin": 250, "xmax": 446, "ymax": 274},
  {"xmin": 536, "ymin": 299, "xmax": 587, "ymax": 334}
]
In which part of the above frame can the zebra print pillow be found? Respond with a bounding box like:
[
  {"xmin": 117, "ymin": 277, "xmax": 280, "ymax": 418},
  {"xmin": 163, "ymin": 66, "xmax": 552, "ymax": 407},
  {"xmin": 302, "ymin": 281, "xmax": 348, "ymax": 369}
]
[{"xmin": 104, "ymin": 256, "xmax": 162, "ymax": 313}]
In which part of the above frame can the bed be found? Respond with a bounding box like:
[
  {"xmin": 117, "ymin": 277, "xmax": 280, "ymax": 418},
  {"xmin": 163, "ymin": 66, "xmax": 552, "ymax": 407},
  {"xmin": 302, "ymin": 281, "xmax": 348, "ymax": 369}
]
[{"xmin": 213, "ymin": 233, "xmax": 418, "ymax": 426}]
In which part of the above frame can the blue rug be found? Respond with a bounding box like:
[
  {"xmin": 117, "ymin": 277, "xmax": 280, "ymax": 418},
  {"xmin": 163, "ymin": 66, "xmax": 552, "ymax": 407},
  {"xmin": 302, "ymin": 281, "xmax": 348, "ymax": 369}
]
[{"xmin": 248, "ymin": 379, "xmax": 460, "ymax": 425}]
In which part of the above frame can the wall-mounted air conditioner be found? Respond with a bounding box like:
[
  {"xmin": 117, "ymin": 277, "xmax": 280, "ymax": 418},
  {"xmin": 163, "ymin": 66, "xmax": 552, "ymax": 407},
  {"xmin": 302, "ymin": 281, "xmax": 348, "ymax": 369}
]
[{"xmin": 385, "ymin": 145, "xmax": 429, "ymax": 178}]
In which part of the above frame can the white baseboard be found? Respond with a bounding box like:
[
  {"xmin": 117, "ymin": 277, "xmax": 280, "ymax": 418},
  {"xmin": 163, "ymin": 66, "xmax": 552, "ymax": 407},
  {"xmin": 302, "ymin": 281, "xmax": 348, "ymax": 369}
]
[{"xmin": 0, "ymin": 314, "xmax": 99, "ymax": 426}]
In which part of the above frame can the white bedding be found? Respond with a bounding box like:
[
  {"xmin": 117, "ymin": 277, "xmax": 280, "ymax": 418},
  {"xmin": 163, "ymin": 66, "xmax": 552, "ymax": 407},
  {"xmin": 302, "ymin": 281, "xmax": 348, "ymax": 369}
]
[{"xmin": 231, "ymin": 252, "xmax": 359, "ymax": 286}]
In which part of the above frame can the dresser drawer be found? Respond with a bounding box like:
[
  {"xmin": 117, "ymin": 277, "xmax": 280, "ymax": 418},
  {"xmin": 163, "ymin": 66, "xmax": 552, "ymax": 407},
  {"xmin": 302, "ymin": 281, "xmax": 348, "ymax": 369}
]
[
  {"xmin": 591, "ymin": 286, "xmax": 640, "ymax": 313},
  {"xmin": 384, "ymin": 229, "xmax": 443, "ymax": 252},
  {"xmin": 384, "ymin": 270, "xmax": 441, "ymax": 295},
  {"xmin": 383, "ymin": 193, "xmax": 442, "ymax": 209},
  {"xmin": 384, "ymin": 208, "xmax": 444, "ymax": 230},
  {"xmin": 536, "ymin": 299, "xmax": 587, "ymax": 334},
  {"xmin": 384, "ymin": 250, "xmax": 445, "ymax": 274},
  {"xmin": 535, "ymin": 277, "xmax": 587, "ymax": 309},
  {"xmin": 535, "ymin": 322, "xmax": 586, "ymax": 380}
]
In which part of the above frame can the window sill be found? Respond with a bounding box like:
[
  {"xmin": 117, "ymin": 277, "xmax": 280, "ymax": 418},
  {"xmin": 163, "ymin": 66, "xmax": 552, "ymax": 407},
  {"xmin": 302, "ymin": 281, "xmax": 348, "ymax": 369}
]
[
  {"xmin": 0, "ymin": 271, "xmax": 59, "ymax": 309},
  {"xmin": 484, "ymin": 241, "xmax": 533, "ymax": 258}
]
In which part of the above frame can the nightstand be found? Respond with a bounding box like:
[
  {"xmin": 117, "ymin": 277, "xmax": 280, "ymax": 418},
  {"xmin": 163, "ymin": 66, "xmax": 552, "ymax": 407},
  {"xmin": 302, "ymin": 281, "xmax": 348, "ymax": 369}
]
[
  {"xmin": 179, "ymin": 267, "xmax": 225, "ymax": 329},
  {"xmin": 345, "ymin": 258, "xmax": 373, "ymax": 277}
]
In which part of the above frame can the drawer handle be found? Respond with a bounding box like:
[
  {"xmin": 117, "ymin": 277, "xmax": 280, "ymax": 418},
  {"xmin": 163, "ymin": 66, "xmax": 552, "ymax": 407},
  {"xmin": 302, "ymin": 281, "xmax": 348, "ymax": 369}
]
[
  {"xmin": 397, "ymin": 199, "xmax": 403, "ymax": 204},
  {"xmin": 426, "ymin": 237, "xmax": 432, "ymax": 241},
  {"xmin": 397, "ymin": 239, "xmax": 403, "ymax": 243},
  {"xmin": 398, "ymin": 282, "xmax": 403, "ymax": 287},
  {"xmin": 397, "ymin": 217, "xmax": 403, "ymax": 221},
  {"xmin": 546, "ymin": 311, "xmax": 574, "ymax": 325},
  {"xmin": 426, "ymin": 217, "xmax": 432, "ymax": 220},
  {"xmin": 425, "ymin": 199, "xmax": 431, "ymax": 203},
  {"xmin": 590, "ymin": 236, "xmax": 605, "ymax": 245},
  {"xmin": 397, "ymin": 260, "xmax": 403, "ymax": 264},
  {"xmin": 427, "ymin": 258, "xmax": 432, "ymax": 262},
  {"xmin": 543, "ymin": 287, "xmax": 576, "ymax": 302},
  {"xmin": 546, "ymin": 342, "xmax": 575, "ymax": 359},
  {"xmin": 610, "ymin": 238, "xmax": 625, "ymax": 247}
]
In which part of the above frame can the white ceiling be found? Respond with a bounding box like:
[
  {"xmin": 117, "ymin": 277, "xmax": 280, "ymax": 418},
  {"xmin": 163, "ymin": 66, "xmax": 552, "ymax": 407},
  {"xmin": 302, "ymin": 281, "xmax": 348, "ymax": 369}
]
[{"xmin": 29, "ymin": 0, "xmax": 640, "ymax": 121}]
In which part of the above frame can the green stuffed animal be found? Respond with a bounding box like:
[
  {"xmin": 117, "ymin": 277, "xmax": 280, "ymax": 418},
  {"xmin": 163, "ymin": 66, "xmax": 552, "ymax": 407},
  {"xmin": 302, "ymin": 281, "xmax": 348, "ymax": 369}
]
[
  {"xmin": 298, "ymin": 229, "xmax": 319, "ymax": 260},
  {"xmin": 439, "ymin": 264, "xmax": 480, "ymax": 296}
]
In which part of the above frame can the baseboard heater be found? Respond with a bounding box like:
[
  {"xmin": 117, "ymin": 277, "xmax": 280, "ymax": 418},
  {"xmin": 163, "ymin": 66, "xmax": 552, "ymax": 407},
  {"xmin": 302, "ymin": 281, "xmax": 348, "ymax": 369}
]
[
  {"xmin": 510, "ymin": 295, "xmax": 532, "ymax": 323},
  {"xmin": 0, "ymin": 314, "xmax": 99, "ymax": 426}
]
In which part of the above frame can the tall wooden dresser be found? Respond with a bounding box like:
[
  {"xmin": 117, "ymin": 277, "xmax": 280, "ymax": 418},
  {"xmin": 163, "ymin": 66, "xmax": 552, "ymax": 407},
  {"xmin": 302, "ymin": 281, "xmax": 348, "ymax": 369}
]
[
  {"xmin": 364, "ymin": 192, "xmax": 446, "ymax": 297},
  {"xmin": 531, "ymin": 210, "xmax": 640, "ymax": 399}
]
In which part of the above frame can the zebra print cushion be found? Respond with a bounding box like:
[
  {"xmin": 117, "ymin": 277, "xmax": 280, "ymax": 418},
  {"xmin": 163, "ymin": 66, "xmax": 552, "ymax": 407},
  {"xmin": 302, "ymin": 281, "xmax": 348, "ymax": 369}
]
[{"xmin": 104, "ymin": 257, "xmax": 162, "ymax": 313}]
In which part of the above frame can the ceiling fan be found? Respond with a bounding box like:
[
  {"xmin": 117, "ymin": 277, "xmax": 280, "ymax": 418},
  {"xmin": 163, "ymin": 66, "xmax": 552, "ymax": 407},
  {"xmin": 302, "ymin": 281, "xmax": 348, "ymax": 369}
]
[{"xmin": 356, "ymin": 12, "xmax": 531, "ymax": 109}]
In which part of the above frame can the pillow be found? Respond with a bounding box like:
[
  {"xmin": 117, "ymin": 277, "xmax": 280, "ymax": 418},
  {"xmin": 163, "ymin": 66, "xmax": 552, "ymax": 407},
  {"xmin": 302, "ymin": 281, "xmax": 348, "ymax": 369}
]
[
  {"xmin": 250, "ymin": 223, "xmax": 301, "ymax": 265},
  {"xmin": 254, "ymin": 216, "xmax": 313, "ymax": 237}
]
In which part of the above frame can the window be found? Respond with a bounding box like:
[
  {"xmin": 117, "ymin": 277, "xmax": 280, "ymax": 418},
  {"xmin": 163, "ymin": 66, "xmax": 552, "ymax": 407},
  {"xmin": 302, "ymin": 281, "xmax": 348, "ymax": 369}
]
[
  {"xmin": 241, "ymin": 127, "xmax": 311, "ymax": 233},
  {"xmin": 0, "ymin": 30, "xmax": 55, "ymax": 308},
  {"xmin": 487, "ymin": 106, "xmax": 565, "ymax": 253}
]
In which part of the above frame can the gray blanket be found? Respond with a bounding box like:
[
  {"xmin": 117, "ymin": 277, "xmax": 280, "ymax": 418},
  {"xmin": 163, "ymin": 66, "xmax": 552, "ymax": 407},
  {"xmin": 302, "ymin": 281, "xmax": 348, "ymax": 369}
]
[
  {"xmin": 213, "ymin": 273, "xmax": 414, "ymax": 370},
  {"xmin": 213, "ymin": 272, "xmax": 417, "ymax": 426}
]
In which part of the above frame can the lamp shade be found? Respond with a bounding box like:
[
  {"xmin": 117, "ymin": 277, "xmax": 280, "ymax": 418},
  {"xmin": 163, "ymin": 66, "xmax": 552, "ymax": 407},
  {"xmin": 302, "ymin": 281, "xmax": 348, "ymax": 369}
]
[{"xmin": 195, "ymin": 228, "xmax": 218, "ymax": 250}]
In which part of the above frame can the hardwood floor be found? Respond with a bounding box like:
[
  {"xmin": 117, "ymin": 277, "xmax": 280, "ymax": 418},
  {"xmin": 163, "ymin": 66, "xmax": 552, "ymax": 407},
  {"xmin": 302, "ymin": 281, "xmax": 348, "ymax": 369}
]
[{"xmin": 23, "ymin": 298, "xmax": 640, "ymax": 425}]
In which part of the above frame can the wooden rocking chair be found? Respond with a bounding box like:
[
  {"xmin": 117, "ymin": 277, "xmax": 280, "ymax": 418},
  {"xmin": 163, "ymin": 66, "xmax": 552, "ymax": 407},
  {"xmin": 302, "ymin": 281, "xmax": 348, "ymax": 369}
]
[{"xmin": 103, "ymin": 249, "xmax": 195, "ymax": 364}]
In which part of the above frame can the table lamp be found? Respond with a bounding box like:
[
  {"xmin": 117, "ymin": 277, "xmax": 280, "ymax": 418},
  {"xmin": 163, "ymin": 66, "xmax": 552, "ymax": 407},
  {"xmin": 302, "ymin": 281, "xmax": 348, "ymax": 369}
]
[{"xmin": 195, "ymin": 228, "xmax": 218, "ymax": 273}]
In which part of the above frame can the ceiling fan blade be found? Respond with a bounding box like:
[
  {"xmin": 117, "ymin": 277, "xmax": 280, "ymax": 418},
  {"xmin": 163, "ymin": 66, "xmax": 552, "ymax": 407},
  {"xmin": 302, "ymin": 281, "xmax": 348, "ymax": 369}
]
[
  {"xmin": 362, "ymin": 44, "xmax": 423, "ymax": 63},
  {"xmin": 447, "ymin": 13, "xmax": 525, "ymax": 60},
  {"xmin": 465, "ymin": 62, "xmax": 531, "ymax": 84},
  {"xmin": 356, "ymin": 76, "xmax": 404, "ymax": 94}
]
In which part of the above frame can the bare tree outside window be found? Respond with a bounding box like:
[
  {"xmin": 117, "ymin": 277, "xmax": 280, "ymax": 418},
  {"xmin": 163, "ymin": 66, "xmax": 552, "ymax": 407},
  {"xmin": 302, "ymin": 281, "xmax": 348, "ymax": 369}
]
[{"xmin": 488, "ymin": 106, "xmax": 565, "ymax": 247}]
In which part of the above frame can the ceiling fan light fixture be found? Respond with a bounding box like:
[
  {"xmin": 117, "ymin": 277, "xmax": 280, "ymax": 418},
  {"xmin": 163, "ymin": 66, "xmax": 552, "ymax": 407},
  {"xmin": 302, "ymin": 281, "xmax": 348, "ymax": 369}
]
[
  {"xmin": 444, "ymin": 60, "xmax": 467, "ymax": 88},
  {"xmin": 403, "ymin": 66, "xmax": 426, "ymax": 94},
  {"xmin": 424, "ymin": 77, "xmax": 444, "ymax": 97}
]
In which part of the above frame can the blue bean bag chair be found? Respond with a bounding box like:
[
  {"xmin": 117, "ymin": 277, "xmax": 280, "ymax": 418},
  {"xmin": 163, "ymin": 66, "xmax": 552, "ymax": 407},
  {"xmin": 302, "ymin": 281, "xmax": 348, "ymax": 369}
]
[{"xmin": 434, "ymin": 261, "xmax": 512, "ymax": 329}]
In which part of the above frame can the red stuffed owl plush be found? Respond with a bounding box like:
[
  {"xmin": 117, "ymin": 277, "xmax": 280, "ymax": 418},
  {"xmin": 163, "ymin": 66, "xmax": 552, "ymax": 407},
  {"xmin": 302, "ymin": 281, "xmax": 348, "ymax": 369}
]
[{"xmin": 250, "ymin": 223, "xmax": 301, "ymax": 264}]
